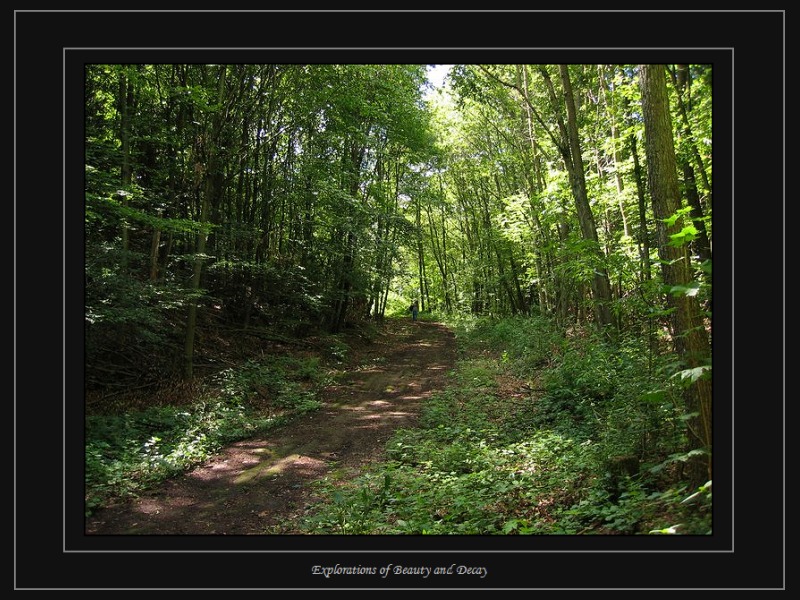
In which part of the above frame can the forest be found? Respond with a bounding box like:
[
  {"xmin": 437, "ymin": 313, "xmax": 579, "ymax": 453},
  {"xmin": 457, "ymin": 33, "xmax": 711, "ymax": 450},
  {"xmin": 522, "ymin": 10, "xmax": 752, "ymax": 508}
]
[{"xmin": 84, "ymin": 63, "xmax": 713, "ymax": 535}]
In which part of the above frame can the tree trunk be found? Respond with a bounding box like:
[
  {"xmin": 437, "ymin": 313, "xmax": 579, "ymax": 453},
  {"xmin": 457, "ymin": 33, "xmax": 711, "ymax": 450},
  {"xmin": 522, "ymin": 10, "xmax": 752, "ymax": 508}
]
[
  {"xmin": 183, "ymin": 65, "xmax": 228, "ymax": 380},
  {"xmin": 330, "ymin": 140, "xmax": 367, "ymax": 333},
  {"xmin": 183, "ymin": 184, "xmax": 211, "ymax": 380},
  {"xmin": 630, "ymin": 133, "xmax": 651, "ymax": 282},
  {"xmin": 518, "ymin": 65, "xmax": 552, "ymax": 313},
  {"xmin": 598, "ymin": 65, "xmax": 630, "ymax": 237},
  {"xmin": 117, "ymin": 67, "xmax": 133, "ymax": 268},
  {"xmin": 556, "ymin": 65, "xmax": 615, "ymax": 331},
  {"xmin": 149, "ymin": 227, "xmax": 161, "ymax": 281},
  {"xmin": 416, "ymin": 193, "xmax": 426, "ymax": 311},
  {"xmin": 669, "ymin": 65, "xmax": 713, "ymax": 265},
  {"xmin": 639, "ymin": 64, "xmax": 712, "ymax": 486}
]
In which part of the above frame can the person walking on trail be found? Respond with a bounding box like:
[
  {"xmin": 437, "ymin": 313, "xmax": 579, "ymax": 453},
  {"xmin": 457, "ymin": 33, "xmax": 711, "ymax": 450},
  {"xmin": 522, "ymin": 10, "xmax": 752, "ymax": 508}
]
[{"xmin": 409, "ymin": 300, "xmax": 419, "ymax": 321}]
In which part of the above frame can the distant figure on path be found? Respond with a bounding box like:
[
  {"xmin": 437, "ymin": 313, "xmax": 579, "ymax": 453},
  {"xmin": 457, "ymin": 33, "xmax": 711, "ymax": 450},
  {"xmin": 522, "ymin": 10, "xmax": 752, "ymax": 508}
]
[{"xmin": 410, "ymin": 300, "xmax": 419, "ymax": 321}]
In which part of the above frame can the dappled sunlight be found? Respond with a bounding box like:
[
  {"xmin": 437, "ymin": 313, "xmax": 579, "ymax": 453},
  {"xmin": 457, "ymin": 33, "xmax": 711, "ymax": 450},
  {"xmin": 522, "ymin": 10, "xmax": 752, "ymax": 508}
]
[
  {"xmin": 234, "ymin": 453, "xmax": 328, "ymax": 484},
  {"xmin": 353, "ymin": 366, "xmax": 387, "ymax": 375},
  {"xmin": 189, "ymin": 442, "xmax": 276, "ymax": 481},
  {"xmin": 366, "ymin": 400, "xmax": 391, "ymax": 407},
  {"xmin": 358, "ymin": 413, "xmax": 385, "ymax": 422},
  {"xmin": 85, "ymin": 315, "xmax": 458, "ymax": 536},
  {"xmin": 134, "ymin": 497, "xmax": 191, "ymax": 515},
  {"xmin": 168, "ymin": 318, "xmax": 467, "ymax": 508},
  {"xmin": 267, "ymin": 454, "xmax": 328, "ymax": 477},
  {"xmin": 385, "ymin": 411, "xmax": 413, "ymax": 418},
  {"xmin": 355, "ymin": 409, "xmax": 415, "ymax": 429}
]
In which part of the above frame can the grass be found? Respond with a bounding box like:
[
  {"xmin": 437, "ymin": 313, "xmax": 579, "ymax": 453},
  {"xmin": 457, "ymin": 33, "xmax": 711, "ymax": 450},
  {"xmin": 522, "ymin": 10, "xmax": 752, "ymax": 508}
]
[
  {"xmin": 84, "ymin": 353, "xmax": 333, "ymax": 517},
  {"xmin": 85, "ymin": 313, "xmax": 712, "ymax": 535},
  {"xmin": 284, "ymin": 314, "xmax": 712, "ymax": 535}
]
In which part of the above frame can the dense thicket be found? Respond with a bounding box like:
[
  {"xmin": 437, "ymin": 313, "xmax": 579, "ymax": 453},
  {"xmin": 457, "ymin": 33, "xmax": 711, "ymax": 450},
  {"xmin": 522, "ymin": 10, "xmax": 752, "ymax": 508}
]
[
  {"xmin": 86, "ymin": 64, "xmax": 435, "ymax": 381},
  {"xmin": 85, "ymin": 63, "xmax": 713, "ymax": 526}
]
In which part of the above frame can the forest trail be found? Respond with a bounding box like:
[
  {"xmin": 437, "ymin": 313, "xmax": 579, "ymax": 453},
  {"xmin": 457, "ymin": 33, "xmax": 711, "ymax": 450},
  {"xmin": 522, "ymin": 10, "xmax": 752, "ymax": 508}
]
[{"xmin": 85, "ymin": 319, "xmax": 457, "ymax": 535}]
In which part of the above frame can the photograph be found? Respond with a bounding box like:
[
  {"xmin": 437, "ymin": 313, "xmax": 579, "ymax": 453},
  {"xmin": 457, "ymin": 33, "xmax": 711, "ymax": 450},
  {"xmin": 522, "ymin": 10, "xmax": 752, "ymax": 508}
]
[{"xmin": 13, "ymin": 9, "xmax": 784, "ymax": 592}]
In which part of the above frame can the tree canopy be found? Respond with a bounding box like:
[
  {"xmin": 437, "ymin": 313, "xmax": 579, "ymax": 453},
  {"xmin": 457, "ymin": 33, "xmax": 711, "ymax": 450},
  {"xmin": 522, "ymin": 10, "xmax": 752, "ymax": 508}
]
[{"xmin": 84, "ymin": 62, "xmax": 713, "ymax": 529}]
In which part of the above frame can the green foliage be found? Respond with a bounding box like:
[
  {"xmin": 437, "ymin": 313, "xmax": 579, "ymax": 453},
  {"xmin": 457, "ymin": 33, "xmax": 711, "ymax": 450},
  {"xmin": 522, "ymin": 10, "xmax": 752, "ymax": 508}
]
[
  {"xmin": 672, "ymin": 365, "xmax": 711, "ymax": 385},
  {"xmin": 668, "ymin": 224, "xmax": 699, "ymax": 247},
  {"xmin": 453, "ymin": 314, "xmax": 563, "ymax": 372},
  {"xmin": 284, "ymin": 316, "xmax": 710, "ymax": 535},
  {"xmin": 325, "ymin": 337, "xmax": 351, "ymax": 364},
  {"xmin": 647, "ymin": 480, "xmax": 713, "ymax": 535},
  {"xmin": 85, "ymin": 354, "xmax": 328, "ymax": 516},
  {"xmin": 86, "ymin": 187, "xmax": 205, "ymax": 237},
  {"xmin": 213, "ymin": 356, "xmax": 327, "ymax": 412},
  {"xmin": 86, "ymin": 403, "xmax": 236, "ymax": 516},
  {"xmin": 662, "ymin": 206, "xmax": 694, "ymax": 228},
  {"xmin": 82, "ymin": 61, "xmax": 713, "ymax": 535}
]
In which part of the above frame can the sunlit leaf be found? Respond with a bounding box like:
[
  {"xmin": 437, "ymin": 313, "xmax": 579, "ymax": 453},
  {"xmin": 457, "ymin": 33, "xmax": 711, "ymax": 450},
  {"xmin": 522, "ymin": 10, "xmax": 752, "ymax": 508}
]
[
  {"xmin": 668, "ymin": 225, "xmax": 699, "ymax": 247},
  {"xmin": 669, "ymin": 282, "xmax": 701, "ymax": 297},
  {"xmin": 649, "ymin": 524, "xmax": 682, "ymax": 534},
  {"xmin": 672, "ymin": 366, "xmax": 711, "ymax": 383}
]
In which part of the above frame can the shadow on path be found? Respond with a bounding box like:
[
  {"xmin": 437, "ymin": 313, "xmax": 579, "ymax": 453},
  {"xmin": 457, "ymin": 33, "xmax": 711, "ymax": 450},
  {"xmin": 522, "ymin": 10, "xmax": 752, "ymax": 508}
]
[{"xmin": 84, "ymin": 319, "xmax": 456, "ymax": 536}]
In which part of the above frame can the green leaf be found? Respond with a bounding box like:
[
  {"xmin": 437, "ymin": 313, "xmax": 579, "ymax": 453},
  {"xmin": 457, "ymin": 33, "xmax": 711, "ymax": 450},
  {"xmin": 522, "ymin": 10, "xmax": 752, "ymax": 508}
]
[
  {"xmin": 668, "ymin": 225, "xmax": 699, "ymax": 247},
  {"xmin": 672, "ymin": 366, "xmax": 711, "ymax": 384},
  {"xmin": 502, "ymin": 520, "xmax": 520, "ymax": 533},
  {"xmin": 662, "ymin": 206, "xmax": 693, "ymax": 226},
  {"xmin": 649, "ymin": 524, "xmax": 682, "ymax": 534},
  {"xmin": 668, "ymin": 282, "xmax": 701, "ymax": 297},
  {"xmin": 641, "ymin": 390, "xmax": 665, "ymax": 404}
]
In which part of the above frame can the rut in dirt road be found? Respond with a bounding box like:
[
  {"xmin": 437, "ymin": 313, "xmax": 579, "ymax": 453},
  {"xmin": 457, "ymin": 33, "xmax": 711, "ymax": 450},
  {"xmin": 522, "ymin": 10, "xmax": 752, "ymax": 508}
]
[{"xmin": 85, "ymin": 319, "xmax": 457, "ymax": 536}]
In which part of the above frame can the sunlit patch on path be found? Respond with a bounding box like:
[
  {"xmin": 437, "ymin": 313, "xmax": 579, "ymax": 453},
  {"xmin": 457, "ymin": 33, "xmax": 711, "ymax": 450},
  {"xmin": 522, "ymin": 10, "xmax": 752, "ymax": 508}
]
[{"xmin": 85, "ymin": 320, "xmax": 457, "ymax": 536}]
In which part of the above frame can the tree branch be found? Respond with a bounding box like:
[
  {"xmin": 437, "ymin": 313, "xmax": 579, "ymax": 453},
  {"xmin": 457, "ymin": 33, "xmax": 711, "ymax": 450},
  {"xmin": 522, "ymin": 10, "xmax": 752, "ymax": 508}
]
[{"xmin": 475, "ymin": 65, "xmax": 568, "ymax": 157}]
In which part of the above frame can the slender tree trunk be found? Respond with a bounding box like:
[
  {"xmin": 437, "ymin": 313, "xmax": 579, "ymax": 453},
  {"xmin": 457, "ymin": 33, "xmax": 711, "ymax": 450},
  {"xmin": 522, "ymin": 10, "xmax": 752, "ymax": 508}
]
[
  {"xmin": 681, "ymin": 162, "xmax": 712, "ymax": 265},
  {"xmin": 330, "ymin": 140, "xmax": 367, "ymax": 333},
  {"xmin": 425, "ymin": 199, "xmax": 448, "ymax": 313},
  {"xmin": 556, "ymin": 65, "xmax": 615, "ymax": 331},
  {"xmin": 416, "ymin": 194, "xmax": 425, "ymax": 310},
  {"xmin": 118, "ymin": 67, "xmax": 133, "ymax": 268},
  {"xmin": 437, "ymin": 202, "xmax": 446, "ymax": 313},
  {"xmin": 149, "ymin": 227, "xmax": 161, "ymax": 281},
  {"xmin": 669, "ymin": 65, "xmax": 712, "ymax": 265},
  {"xmin": 518, "ymin": 65, "xmax": 552, "ymax": 313},
  {"xmin": 598, "ymin": 65, "xmax": 630, "ymax": 237},
  {"xmin": 639, "ymin": 64, "xmax": 712, "ymax": 486},
  {"xmin": 509, "ymin": 253, "xmax": 528, "ymax": 314},
  {"xmin": 630, "ymin": 133, "xmax": 651, "ymax": 282},
  {"xmin": 672, "ymin": 65, "xmax": 713, "ymax": 197},
  {"xmin": 436, "ymin": 174, "xmax": 452, "ymax": 313},
  {"xmin": 183, "ymin": 65, "xmax": 228, "ymax": 380},
  {"xmin": 184, "ymin": 183, "xmax": 211, "ymax": 380}
]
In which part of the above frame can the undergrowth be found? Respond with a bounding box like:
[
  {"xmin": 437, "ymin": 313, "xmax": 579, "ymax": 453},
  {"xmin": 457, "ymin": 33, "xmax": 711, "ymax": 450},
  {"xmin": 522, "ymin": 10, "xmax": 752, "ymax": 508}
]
[
  {"xmin": 286, "ymin": 314, "xmax": 712, "ymax": 535},
  {"xmin": 85, "ymin": 351, "xmax": 336, "ymax": 517},
  {"xmin": 86, "ymin": 313, "xmax": 712, "ymax": 535}
]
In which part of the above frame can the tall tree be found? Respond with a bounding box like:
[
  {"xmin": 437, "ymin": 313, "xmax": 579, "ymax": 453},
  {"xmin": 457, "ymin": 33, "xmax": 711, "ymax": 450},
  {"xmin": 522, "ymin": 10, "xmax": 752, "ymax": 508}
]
[
  {"xmin": 668, "ymin": 64, "xmax": 713, "ymax": 266},
  {"xmin": 550, "ymin": 65, "xmax": 615, "ymax": 331},
  {"xmin": 639, "ymin": 64, "xmax": 712, "ymax": 485},
  {"xmin": 117, "ymin": 66, "xmax": 134, "ymax": 268},
  {"xmin": 183, "ymin": 65, "xmax": 229, "ymax": 380}
]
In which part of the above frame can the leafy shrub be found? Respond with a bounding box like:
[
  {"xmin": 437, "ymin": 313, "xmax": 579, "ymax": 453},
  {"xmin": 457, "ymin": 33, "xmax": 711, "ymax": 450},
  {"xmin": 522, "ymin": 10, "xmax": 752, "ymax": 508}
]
[
  {"xmin": 85, "ymin": 354, "xmax": 328, "ymax": 516},
  {"xmin": 288, "ymin": 315, "xmax": 711, "ymax": 536}
]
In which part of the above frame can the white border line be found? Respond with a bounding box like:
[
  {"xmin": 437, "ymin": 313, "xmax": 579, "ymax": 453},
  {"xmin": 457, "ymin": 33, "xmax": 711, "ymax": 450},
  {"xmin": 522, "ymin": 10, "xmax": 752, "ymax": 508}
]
[
  {"xmin": 8, "ymin": 7, "xmax": 781, "ymax": 592},
  {"xmin": 65, "ymin": 49, "xmax": 732, "ymax": 556}
]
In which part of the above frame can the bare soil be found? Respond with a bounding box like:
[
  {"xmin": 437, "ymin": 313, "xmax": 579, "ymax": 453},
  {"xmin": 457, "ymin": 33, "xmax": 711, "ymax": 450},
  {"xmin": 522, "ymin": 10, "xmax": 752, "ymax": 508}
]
[{"xmin": 85, "ymin": 318, "xmax": 457, "ymax": 535}]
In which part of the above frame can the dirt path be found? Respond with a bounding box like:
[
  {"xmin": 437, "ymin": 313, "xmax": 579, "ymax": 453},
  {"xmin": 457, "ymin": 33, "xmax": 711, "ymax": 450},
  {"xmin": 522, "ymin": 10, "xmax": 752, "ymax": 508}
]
[{"xmin": 85, "ymin": 319, "xmax": 456, "ymax": 535}]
